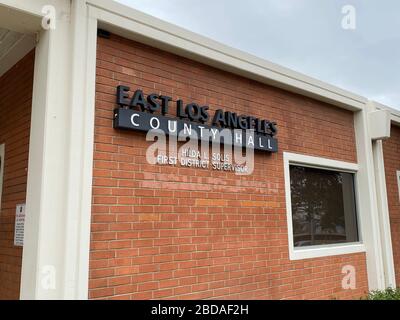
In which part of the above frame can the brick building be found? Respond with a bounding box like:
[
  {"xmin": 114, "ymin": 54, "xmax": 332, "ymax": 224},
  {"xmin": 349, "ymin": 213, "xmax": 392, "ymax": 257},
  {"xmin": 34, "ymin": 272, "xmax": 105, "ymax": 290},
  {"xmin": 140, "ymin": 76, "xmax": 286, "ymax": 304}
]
[{"xmin": 0, "ymin": 0, "xmax": 399, "ymax": 300}]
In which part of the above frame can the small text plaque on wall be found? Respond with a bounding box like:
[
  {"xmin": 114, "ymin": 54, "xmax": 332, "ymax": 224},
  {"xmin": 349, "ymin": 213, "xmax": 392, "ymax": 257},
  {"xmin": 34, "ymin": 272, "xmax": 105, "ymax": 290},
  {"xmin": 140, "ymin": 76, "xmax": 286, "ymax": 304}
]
[{"xmin": 14, "ymin": 204, "xmax": 26, "ymax": 247}]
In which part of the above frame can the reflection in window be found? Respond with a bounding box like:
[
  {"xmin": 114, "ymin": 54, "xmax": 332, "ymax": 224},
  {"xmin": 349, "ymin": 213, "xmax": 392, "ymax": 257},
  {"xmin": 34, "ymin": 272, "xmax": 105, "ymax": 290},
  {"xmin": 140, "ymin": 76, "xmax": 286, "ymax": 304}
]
[{"xmin": 289, "ymin": 165, "xmax": 358, "ymax": 247}]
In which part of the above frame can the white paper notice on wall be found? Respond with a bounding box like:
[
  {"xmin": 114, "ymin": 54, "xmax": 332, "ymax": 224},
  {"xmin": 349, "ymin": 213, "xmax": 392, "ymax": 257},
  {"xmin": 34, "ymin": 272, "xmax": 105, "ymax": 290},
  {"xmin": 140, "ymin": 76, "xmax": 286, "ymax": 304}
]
[
  {"xmin": 397, "ymin": 171, "xmax": 400, "ymax": 202},
  {"xmin": 14, "ymin": 204, "xmax": 26, "ymax": 247}
]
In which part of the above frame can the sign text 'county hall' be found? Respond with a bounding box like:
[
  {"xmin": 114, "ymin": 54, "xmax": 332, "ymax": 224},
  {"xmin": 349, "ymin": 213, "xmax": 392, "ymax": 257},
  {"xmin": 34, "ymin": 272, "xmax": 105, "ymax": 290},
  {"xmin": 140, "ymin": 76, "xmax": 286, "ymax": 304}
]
[{"xmin": 113, "ymin": 86, "xmax": 278, "ymax": 153}]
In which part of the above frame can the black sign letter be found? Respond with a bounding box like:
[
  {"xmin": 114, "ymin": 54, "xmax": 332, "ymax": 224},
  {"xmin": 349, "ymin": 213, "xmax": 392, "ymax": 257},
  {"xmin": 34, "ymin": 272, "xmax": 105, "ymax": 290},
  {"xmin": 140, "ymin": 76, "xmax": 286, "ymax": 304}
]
[{"xmin": 116, "ymin": 85, "xmax": 130, "ymax": 107}]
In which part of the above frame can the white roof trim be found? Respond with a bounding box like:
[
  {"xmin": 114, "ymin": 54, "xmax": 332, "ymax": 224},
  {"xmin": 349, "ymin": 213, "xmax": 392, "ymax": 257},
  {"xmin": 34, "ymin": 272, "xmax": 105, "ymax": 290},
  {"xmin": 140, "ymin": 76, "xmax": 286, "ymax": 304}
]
[
  {"xmin": 0, "ymin": 33, "xmax": 35, "ymax": 77},
  {"xmin": 87, "ymin": 0, "xmax": 368, "ymax": 111},
  {"xmin": 374, "ymin": 101, "xmax": 400, "ymax": 126}
]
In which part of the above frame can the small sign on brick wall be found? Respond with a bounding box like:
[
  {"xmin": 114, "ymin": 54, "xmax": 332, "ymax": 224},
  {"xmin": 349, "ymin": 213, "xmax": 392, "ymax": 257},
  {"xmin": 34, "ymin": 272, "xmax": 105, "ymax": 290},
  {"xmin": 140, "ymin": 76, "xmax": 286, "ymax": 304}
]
[
  {"xmin": 397, "ymin": 170, "xmax": 400, "ymax": 202},
  {"xmin": 14, "ymin": 204, "xmax": 26, "ymax": 247}
]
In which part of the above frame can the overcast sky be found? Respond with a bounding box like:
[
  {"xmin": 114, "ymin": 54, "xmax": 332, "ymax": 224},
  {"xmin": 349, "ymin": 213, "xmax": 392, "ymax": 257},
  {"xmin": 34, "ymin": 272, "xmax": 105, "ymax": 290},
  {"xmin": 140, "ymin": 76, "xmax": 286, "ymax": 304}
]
[{"xmin": 115, "ymin": 0, "xmax": 400, "ymax": 110}]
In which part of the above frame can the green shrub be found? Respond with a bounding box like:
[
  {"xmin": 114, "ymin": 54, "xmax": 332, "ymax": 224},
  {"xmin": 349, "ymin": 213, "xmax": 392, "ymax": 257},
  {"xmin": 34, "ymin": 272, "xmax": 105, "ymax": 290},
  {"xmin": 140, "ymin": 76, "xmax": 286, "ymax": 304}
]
[{"xmin": 366, "ymin": 287, "xmax": 400, "ymax": 300}]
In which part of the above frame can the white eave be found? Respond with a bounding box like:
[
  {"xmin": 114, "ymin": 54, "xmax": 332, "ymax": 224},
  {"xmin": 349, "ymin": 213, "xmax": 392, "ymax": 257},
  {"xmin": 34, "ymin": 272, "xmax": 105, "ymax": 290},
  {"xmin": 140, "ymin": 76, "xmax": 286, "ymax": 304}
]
[
  {"xmin": 0, "ymin": 28, "xmax": 35, "ymax": 77},
  {"xmin": 374, "ymin": 101, "xmax": 400, "ymax": 126},
  {"xmin": 1, "ymin": 0, "xmax": 398, "ymax": 117},
  {"xmin": 88, "ymin": 0, "xmax": 368, "ymax": 112}
]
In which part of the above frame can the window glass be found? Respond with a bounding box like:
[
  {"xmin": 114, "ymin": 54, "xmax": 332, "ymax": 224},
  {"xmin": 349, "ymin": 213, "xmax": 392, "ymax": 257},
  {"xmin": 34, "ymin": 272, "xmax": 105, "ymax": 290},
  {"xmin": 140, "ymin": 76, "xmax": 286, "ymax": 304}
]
[{"xmin": 289, "ymin": 165, "xmax": 358, "ymax": 247}]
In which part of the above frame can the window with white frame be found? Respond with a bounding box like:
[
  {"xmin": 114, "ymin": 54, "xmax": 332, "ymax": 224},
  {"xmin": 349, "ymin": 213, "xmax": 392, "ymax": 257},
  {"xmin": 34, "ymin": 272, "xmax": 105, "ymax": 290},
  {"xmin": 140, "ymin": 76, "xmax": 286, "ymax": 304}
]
[{"xmin": 283, "ymin": 152, "xmax": 365, "ymax": 260}]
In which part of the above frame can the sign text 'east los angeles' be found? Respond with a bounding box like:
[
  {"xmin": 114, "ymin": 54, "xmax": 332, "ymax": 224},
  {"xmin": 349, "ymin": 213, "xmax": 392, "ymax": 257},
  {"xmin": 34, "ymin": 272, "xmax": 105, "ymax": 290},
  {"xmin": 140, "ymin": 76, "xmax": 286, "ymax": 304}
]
[{"xmin": 113, "ymin": 86, "xmax": 278, "ymax": 152}]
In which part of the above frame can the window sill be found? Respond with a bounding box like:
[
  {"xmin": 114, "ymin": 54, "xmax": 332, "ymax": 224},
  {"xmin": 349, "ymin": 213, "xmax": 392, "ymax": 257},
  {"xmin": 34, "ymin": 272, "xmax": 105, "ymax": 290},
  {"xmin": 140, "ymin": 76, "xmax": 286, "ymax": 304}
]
[{"xmin": 289, "ymin": 242, "xmax": 366, "ymax": 260}]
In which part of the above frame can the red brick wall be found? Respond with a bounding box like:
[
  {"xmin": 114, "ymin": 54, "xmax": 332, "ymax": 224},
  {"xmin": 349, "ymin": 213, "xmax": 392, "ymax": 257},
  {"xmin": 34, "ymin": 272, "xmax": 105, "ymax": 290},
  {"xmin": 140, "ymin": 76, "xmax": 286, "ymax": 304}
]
[
  {"xmin": 89, "ymin": 34, "xmax": 368, "ymax": 300},
  {"xmin": 0, "ymin": 50, "xmax": 34, "ymax": 299},
  {"xmin": 383, "ymin": 125, "xmax": 400, "ymax": 286}
]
